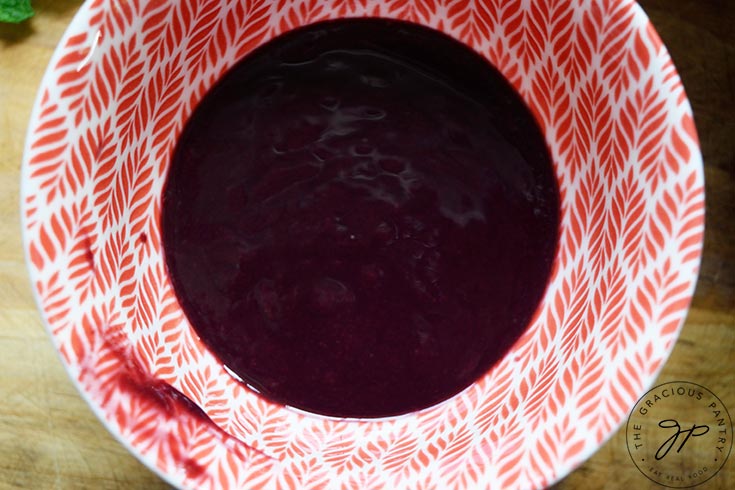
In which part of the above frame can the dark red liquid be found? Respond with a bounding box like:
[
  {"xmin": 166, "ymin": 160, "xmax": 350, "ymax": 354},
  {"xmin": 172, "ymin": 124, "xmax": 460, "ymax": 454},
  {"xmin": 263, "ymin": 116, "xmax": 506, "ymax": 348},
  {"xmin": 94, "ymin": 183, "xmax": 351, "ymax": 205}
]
[{"xmin": 162, "ymin": 19, "xmax": 559, "ymax": 418}]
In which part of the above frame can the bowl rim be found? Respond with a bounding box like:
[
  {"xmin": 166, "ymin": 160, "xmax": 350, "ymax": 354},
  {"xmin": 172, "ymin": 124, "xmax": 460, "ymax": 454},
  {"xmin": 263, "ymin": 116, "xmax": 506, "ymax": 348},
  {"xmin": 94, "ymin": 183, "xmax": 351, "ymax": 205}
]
[
  {"xmin": 19, "ymin": 2, "xmax": 189, "ymax": 488},
  {"xmin": 20, "ymin": 0, "xmax": 705, "ymax": 488}
]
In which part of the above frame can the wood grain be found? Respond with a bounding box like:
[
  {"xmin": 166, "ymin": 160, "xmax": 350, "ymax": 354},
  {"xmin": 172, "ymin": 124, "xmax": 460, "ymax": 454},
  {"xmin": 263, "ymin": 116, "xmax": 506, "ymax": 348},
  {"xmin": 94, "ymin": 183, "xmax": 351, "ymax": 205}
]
[{"xmin": 0, "ymin": 1, "xmax": 732, "ymax": 489}]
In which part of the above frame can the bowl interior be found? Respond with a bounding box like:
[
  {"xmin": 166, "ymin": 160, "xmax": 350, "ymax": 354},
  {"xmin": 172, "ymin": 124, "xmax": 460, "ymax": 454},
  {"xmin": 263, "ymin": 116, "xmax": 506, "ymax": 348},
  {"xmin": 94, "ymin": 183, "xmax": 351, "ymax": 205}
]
[{"xmin": 22, "ymin": 0, "xmax": 704, "ymax": 489}]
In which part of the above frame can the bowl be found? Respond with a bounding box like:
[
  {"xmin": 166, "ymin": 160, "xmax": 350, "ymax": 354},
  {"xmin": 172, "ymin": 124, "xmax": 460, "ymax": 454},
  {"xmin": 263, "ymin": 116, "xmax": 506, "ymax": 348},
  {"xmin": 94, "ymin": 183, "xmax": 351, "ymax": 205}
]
[{"xmin": 21, "ymin": 0, "xmax": 704, "ymax": 488}]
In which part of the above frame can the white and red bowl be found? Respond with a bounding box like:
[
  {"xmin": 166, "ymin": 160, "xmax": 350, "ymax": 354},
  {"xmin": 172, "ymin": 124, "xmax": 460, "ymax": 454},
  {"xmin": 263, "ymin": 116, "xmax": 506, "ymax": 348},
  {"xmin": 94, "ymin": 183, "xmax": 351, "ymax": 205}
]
[{"xmin": 22, "ymin": 0, "xmax": 704, "ymax": 488}]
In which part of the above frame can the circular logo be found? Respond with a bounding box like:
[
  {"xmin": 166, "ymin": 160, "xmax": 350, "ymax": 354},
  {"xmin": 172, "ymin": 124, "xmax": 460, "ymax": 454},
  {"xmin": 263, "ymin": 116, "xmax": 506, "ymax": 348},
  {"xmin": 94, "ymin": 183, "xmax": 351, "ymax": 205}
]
[{"xmin": 626, "ymin": 381, "xmax": 732, "ymax": 488}]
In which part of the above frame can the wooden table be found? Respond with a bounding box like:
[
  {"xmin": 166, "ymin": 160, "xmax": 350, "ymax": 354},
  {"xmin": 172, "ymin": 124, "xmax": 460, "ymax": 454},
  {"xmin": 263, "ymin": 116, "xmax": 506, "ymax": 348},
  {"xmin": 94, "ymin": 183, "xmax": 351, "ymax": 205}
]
[{"xmin": 0, "ymin": 1, "xmax": 732, "ymax": 488}]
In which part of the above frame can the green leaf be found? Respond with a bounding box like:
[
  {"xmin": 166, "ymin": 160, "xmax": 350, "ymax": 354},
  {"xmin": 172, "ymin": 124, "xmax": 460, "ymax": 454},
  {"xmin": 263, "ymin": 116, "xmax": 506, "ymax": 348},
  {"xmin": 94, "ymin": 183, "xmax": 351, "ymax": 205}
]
[{"xmin": 0, "ymin": 0, "xmax": 34, "ymax": 23}]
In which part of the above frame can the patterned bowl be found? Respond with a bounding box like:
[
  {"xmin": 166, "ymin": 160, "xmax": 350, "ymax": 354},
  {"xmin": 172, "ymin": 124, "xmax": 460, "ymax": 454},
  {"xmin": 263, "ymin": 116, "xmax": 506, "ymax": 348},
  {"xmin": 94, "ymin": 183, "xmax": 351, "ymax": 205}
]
[{"xmin": 22, "ymin": 0, "xmax": 704, "ymax": 489}]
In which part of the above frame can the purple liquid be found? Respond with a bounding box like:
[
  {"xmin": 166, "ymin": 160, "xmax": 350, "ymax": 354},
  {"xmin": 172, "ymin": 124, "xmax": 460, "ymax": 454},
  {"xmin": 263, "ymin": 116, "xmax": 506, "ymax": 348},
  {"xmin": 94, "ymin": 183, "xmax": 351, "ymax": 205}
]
[{"xmin": 162, "ymin": 19, "xmax": 559, "ymax": 418}]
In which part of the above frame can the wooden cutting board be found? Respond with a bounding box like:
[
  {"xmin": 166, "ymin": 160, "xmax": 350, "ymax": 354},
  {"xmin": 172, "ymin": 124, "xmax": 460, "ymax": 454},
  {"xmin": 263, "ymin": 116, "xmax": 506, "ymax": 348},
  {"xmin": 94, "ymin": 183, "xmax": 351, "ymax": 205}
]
[{"xmin": 0, "ymin": 0, "xmax": 732, "ymax": 488}]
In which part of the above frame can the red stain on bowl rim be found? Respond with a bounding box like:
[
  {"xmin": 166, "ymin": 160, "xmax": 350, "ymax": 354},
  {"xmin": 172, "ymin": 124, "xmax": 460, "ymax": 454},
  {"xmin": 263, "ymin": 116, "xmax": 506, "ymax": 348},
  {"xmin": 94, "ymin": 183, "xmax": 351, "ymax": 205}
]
[{"xmin": 21, "ymin": 0, "xmax": 704, "ymax": 489}]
